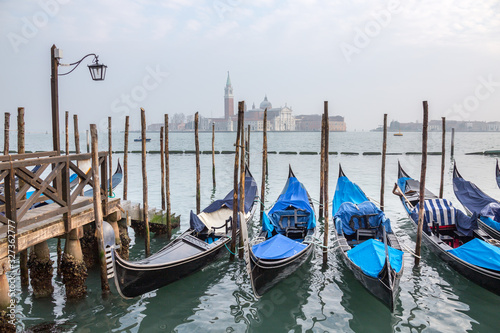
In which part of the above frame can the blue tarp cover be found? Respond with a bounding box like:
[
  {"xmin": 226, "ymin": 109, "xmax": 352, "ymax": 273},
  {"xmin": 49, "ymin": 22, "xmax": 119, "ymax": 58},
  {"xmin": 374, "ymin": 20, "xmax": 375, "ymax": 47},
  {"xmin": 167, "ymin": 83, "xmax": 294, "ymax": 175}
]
[
  {"xmin": 334, "ymin": 201, "xmax": 392, "ymax": 235},
  {"xmin": 203, "ymin": 175, "xmax": 258, "ymax": 214},
  {"xmin": 332, "ymin": 176, "xmax": 368, "ymax": 215},
  {"xmin": 347, "ymin": 239, "xmax": 404, "ymax": 278},
  {"xmin": 480, "ymin": 203, "xmax": 500, "ymax": 231},
  {"xmin": 448, "ymin": 238, "xmax": 500, "ymax": 271},
  {"xmin": 266, "ymin": 177, "xmax": 316, "ymax": 232},
  {"xmin": 252, "ymin": 233, "xmax": 307, "ymax": 260},
  {"xmin": 479, "ymin": 215, "xmax": 500, "ymax": 232},
  {"xmin": 453, "ymin": 176, "xmax": 497, "ymax": 215}
]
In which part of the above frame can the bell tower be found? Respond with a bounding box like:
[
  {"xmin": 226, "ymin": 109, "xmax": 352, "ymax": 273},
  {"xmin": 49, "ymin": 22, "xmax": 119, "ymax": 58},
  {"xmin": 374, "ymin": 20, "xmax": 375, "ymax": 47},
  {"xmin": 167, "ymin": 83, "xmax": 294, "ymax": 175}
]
[{"xmin": 224, "ymin": 71, "xmax": 234, "ymax": 119}]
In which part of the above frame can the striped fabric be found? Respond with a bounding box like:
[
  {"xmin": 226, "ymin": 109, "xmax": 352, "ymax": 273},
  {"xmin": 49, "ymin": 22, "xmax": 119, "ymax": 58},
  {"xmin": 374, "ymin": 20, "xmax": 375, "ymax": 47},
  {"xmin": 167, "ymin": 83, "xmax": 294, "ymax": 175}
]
[{"xmin": 413, "ymin": 199, "xmax": 456, "ymax": 227}]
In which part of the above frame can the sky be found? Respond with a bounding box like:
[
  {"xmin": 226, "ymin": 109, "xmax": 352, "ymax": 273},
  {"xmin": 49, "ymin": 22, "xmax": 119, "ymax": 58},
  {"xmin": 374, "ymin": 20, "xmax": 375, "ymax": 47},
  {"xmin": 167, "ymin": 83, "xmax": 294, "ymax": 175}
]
[{"xmin": 1, "ymin": 0, "xmax": 499, "ymax": 132}]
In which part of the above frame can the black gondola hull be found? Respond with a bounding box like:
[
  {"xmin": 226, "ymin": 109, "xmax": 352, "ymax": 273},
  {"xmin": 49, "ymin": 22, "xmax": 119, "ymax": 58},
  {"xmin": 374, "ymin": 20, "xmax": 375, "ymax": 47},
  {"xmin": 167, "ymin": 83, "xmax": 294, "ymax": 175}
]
[
  {"xmin": 114, "ymin": 233, "xmax": 231, "ymax": 298},
  {"xmin": 335, "ymin": 232, "xmax": 402, "ymax": 311},
  {"xmin": 249, "ymin": 243, "xmax": 314, "ymax": 297}
]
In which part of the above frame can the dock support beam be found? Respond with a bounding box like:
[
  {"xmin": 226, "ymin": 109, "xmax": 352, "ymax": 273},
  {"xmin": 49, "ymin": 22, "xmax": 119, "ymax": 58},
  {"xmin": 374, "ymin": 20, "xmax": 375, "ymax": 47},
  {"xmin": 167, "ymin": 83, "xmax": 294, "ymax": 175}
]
[
  {"xmin": 117, "ymin": 216, "xmax": 130, "ymax": 260},
  {"xmin": 27, "ymin": 241, "xmax": 54, "ymax": 298},
  {"xmin": 61, "ymin": 228, "xmax": 87, "ymax": 298}
]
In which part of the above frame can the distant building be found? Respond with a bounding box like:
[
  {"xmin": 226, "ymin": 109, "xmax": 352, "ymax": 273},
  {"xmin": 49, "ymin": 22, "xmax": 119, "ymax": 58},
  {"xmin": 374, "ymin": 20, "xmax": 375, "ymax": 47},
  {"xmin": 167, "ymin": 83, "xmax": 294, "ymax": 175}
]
[
  {"xmin": 224, "ymin": 72, "xmax": 234, "ymax": 120},
  {"xmin": 295, "ymin": 115, "xmax": 346, "ymax": 131},
  {"xmin": 244, "ymin": 97, "xmax": 295, "ymax": 131}
]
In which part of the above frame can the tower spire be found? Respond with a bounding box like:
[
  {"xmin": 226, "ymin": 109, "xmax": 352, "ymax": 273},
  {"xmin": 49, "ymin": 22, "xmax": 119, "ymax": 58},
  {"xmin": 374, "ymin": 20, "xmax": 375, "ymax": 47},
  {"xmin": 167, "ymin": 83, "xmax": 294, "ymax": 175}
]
[{"xmin": 226, "ymin": 71, "xmax": 232, "ymax": 87}]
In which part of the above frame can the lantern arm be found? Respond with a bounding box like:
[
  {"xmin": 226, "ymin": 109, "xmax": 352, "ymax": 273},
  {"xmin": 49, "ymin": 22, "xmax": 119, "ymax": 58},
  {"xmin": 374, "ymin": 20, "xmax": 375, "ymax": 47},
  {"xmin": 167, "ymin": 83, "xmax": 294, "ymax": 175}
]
[{"xmin": 58, "ymin": 53, "xmax": 99, "ymax": 76}]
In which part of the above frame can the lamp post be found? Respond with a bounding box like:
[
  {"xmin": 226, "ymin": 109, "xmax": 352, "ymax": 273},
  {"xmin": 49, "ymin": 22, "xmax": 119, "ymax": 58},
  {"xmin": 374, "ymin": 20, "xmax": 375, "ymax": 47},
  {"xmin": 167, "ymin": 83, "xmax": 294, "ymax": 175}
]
[{"xmin": 50, "ymin": 44, "xmax": 107, "ymax": 155}]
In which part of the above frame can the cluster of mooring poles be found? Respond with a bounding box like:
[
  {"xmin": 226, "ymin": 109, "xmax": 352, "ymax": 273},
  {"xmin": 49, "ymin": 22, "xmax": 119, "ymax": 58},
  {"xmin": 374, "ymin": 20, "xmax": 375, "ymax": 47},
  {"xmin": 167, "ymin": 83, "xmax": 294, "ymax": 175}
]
[{"xmin": 0, "ymin": 81, "xmax": 454, "ymax": 332}]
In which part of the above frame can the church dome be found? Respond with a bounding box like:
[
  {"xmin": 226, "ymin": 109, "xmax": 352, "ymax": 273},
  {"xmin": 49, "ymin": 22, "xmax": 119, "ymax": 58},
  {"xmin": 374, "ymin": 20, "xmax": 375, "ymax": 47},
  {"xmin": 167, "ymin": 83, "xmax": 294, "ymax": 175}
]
[{"xmin": 260, "ymin": 95, "xmax": 272, "ymax": 110}]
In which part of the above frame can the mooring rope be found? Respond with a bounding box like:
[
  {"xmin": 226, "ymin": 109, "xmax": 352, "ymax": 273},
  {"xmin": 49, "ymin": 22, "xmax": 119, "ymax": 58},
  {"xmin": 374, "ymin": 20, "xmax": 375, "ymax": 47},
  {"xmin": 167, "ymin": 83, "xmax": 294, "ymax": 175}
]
[{"xmin": 401, "ymin": 243, "xmax": 421, "ymax": 259}]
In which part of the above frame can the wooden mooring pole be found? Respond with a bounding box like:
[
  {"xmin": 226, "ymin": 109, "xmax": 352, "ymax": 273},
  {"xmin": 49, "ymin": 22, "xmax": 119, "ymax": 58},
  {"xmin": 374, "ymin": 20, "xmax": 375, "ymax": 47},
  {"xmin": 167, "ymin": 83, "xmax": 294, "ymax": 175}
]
[
  {"xmin": 260, "ymin": 108, "xmax": 268, "ymax": 222},
  {"xmin": 65, "ymin": 111, "xmax": 69, "ymax": 155},
  {"xmin": 239, "ymin": 109, "xmax": 246, "ymax": 259},
  {"xmin": 165, "ymin": 114, "xmax": 171, "ymax": 238},
  {"xmin": 123, "ymin": 116, "xmax": 129, "ymax": 200},
  {"xmin": 86, "ymin": 130, "xmax": 90, "ymax": 153},
  {"xmin": 230, "ymin": 103, "xmax": 243, "ymax": 261},
  {"xmin": 73, "ymin": 115, "xmax": 80, "ymax": 154},
  {"xmin": 380, "ymin": 114, "xmax": 388, "ymax": 211},
  {"xmin": 90, "ymin": 124, "xmax": 110, "ymax": 293},
  {"xmin": 439, "ymin": 117, "xmax": 446, "ymax": 198},
  {"xmin": 212, "ymin": 123, "xmax": 216, "ymax": 188},
  {"xmin": 3, "ymin": 112, "xmax": 9, "ymax": 155},
  {"xmin": 415, "ymin": 101, "xmax": 429, "ymax": 266},
  {"xmin": 323, "ymin": 102, "xmax": 329, "ymax": 265},
  {"xmin": 451, "ymin": 128, "xmax": 455, "ymax": 159},
  {"xmin": 160, "ymin": 127, "xmax": 166, "ymax": 211},
  {"xmin": 195, "ymin": 112, "xmax": 201, "ymax": 215},
  {"xmin": 108, "ymin": 117, "xmax": 112, "ymax": 197},
  {"xmin": 247, "ymin": 124, "xmax": 250, "ymax": 168},
  {"xmin": 319, "ymin": 114, "xmax": 325, "ymax": 220},
  {"xmin": 141, "ymin": 108, "xmax": 150, "ymax": 257},
  {"xmin": 18, "ymin": 108, "xmax": 29, "ymax": 287}
]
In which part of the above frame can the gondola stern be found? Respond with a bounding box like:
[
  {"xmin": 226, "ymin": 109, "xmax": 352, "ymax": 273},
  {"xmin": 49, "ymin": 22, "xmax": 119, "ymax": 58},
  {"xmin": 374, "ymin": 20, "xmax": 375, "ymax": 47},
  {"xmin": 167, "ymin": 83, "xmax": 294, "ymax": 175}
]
[
  {"xmin": 453, "ymin": 162, "xmax": 462, "ymax": 179},
  {"xmin": 288, "ymin": 165, "xmax": 296, "ymax": 179},
  {"xmin": 338, "ymin": 163, "xmax": 346, "ymax": 178},
  {"xmin": 397, "ymin": 161, "xmax": 410, "ymax": 179}
]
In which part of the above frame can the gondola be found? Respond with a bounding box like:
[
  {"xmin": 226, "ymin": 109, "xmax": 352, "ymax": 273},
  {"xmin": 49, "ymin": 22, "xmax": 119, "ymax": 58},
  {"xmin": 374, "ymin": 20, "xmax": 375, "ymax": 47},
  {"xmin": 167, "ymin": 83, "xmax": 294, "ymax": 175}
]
[
  {"xmin": 247, "ymin": 166, "xmax": 315, "ymax": 298},
  {"xmin": 393, "ymin": 162, "xmax": 500, "ymax": 295},
  {"xmin": 113, "ymin": 167, "xmax": 258, "ymax": 298},
  {"xmin": 333, "ymin": 165, "xmax": 403, "ymax": 311},
  {"xmin": 453, "ymin": 163, "xmax": 500, "ymax": 240},
  {"xmin": 84, "ymin": 159, "xmax": 123, "ymax": 197},
  {"xmin": 497, "ymin": 159, "xmax": 500, "ymax": 189}
]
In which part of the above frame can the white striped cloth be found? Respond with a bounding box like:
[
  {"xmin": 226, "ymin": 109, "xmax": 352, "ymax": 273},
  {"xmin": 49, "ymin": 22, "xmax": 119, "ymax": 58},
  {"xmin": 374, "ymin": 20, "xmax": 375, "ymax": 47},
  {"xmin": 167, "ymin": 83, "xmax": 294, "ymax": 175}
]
[{"xmin": 413, "ymin": 199, "xmax": 456, "ymax": 227}]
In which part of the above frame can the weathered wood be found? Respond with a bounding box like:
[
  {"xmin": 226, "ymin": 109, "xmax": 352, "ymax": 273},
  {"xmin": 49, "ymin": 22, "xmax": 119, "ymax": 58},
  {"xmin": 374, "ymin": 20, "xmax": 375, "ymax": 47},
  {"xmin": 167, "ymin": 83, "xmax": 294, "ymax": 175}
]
[
  {"xmin": 86, "ymin": 130, "xmax": 90, "ymax": 153},
  {"xmin": 0, "ymin": 151, "xmax": 57, "ymax": 162},
  {"xmin": 212, "ymin": 123, "xmax": 216, "ymax": 188},
  {"xmin": 18, "ymin": 107, "xmax": 29, "ymax": 287},
  {"xmin": 65, "ymin": 111, "xmax": 69, "ymax": 155},
  {"xmin": 247, "ymin": 124, "xmax": 250, "ymax": 168},
  {"xmin": 108, "ymin": 117, "xmax": 112, "ymax": 197},
  {"xmin": 451, "ymin": 128, "xmax": 455, "ymax": 158},
  {"xmin": 319, "ymin": 114, "xmax": 325, "ymax": 219},
  {"xmin": 323, "ymin": 102, "xmax": 329, "ymax": 264},
  {"xmin": 380, "ymin": 114, "xmax": 387, "ymax": 211},
  {"xmin": 51, "ymin": 45, "xmax": 61, "ymax": 155},
  {"xmin": 3, "ymin": 112, "xmax": 9, "ymax": 155},
  {"xmin": 165, "ymin": 114, "xmax": 171, "ymax": 238},
  {"xmin": 439, "ymin": 117, "xmax": 446, "ymax": 198},
  {"xmin": 90, "ymin": 124, "xmax": 110, "ymax": 293},
  {"xmin": 160, "ymin": 127, "xmax": 166, "ymax": 211},
  {"xmin": 230, "ymin": 103, "xmax": 243, "ymax": 260},
  {"xmin": 415, "ymin": 101, "xmax": 429, "ymax": 266},
  {"xmin": 239, "ymin": 109, "xmax": 246, "ymax": 259},
  {"xmin": 141, "ymin": 108, "xmax": 150, "ymax": 256},
  {"xmin": 260, "ymin": 108, "xmax": 268, "ymax": 222},
  {"xmin": 123, "ymin": 116, "xmax": 129, "ymax": 200},
  {"xmin": 73, "ymin": 115, "xmax": 80, "ymax": 154},
  {"xmin": 195, "ymin": 112, "xmax": 201, "ymax": 214}
]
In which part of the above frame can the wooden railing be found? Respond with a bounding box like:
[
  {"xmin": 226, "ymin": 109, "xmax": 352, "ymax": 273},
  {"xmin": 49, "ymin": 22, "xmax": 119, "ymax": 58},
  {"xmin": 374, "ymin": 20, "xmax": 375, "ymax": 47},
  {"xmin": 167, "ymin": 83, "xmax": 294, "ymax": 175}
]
[{"xmin": 0, "ymin": 151, "xmax": 109, "ymax": 250}]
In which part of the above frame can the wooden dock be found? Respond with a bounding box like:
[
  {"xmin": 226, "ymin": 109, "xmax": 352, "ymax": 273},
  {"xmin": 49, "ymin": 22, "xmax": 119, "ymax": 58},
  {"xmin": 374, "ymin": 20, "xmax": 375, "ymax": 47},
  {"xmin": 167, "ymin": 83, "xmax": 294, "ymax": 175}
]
[{"xmin": 0, "ymin": 196, "xmax": 120, "ymax": 259}]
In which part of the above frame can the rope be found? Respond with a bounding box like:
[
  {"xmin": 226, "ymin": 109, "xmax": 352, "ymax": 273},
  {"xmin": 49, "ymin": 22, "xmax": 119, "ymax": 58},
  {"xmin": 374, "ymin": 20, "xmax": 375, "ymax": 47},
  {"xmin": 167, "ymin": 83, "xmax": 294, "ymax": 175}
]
[
  {"xmin": 108, "ymin": 191, "xmax": 116, "ymax": 198},
  {"xmin": 401, "ymin": 243, "xmax": 421, "ymax": 259},
  {"xmin": 224, "ymin": 243, "xmax": 238, "ymax": 256}
]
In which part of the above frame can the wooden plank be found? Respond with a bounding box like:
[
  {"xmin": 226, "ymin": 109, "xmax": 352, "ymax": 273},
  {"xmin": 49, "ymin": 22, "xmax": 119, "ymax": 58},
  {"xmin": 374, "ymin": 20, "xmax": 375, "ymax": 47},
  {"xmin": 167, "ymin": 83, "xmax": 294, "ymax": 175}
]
[{"xmin": 0, "ymin": 151, "xmax": 57, "ymax": 162}]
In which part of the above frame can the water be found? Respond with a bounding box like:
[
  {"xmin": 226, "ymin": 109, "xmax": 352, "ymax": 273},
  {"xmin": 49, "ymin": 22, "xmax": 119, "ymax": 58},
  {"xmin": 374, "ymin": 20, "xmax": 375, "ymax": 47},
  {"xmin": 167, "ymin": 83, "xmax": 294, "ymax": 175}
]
[{"xmin": 7, "ymin": 131, "xmax": 500, "ymax": 332}]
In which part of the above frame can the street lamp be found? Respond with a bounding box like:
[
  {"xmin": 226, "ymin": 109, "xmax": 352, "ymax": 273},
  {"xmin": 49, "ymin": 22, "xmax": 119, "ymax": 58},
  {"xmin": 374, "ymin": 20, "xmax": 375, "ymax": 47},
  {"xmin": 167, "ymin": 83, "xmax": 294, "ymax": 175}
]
[{"xmin": 50, "ymin": 44, "xmax": 107, "ymax": 154}]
